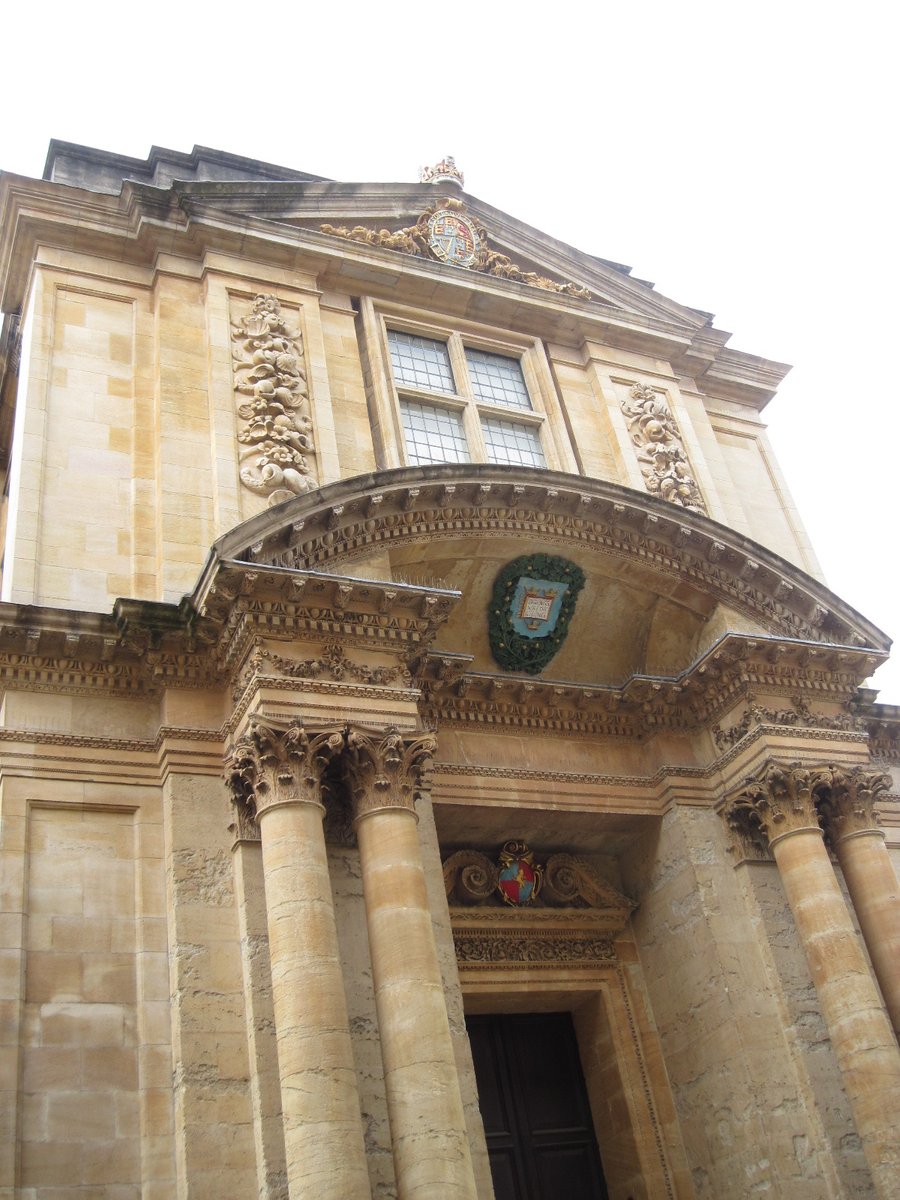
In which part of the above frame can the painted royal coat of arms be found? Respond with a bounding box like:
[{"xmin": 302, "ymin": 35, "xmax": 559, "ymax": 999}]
[
  {"xmin": 488, "ymin": 553, "xmax": 585, "ymax": 674},
  {"xmin": 497, "ymin": 841, "xmax": 543, "ymax": 906},
  {"xmin": 426, "ymin": 208, "xmax": 481, "ymax": 266}
]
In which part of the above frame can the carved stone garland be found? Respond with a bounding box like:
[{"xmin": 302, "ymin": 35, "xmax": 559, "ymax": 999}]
[
  {"xmin": 231, "ymin": 294, "xmax": 317, "ymax": 506},
  {"xmin": 321, "ymin": 197, "xmax": 591, "ymax": 299},
  {"xmin": 713, "ymin": 694, "xmax": 859, "ymax": 750},
  {"xmin": 621, "ymin": 383, "xmax": 707, "ymax": 513}
]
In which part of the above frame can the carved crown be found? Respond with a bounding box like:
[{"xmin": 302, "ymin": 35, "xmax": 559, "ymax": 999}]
[{"xmin": 420, "ymin": 156, "xmax": 464, "ymax": 187}]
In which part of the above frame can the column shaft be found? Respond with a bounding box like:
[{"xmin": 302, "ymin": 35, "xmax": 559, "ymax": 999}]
[
  {"xmin": 356, "ymin": 805, "xmax": 477, "ymax": 1200},
  {"xmin": 771, "ymin": 827, "xmax": 900, "ymax": 1196},
  {"xmin": 834, "ymin": 829, "xmax": 900, "ymax": 1037},
  {"xmin": 258, "ymin": 799, "xmax": 370, "ymax": 1200}
]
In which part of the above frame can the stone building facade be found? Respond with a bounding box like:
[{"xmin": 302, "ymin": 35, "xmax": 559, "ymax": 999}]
[{"xmin": 0, "ymin": 143, "xmax": 898, "ymax": 1200}]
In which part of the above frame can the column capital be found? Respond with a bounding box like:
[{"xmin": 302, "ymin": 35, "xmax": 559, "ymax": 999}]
[
  {"xmin": 817, "ymin": 765, "xmax": 892, "ymax": 844},
  {"xmin": 727, "ymin": 760, "xmax": 832, "ymax": 850},
  {"xmin": 225, "ymin": 716, "xmax": 345, "ymax": 821},
  {"xmin": 344, "ymin": 725, "xmax": 437, "ymax": 821}
]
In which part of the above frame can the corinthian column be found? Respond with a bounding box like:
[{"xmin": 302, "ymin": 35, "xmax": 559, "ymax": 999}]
[
  {"xmin": 345, "ymin": 727, "xmax": 478, "ymax": 1200},
  {"xmin": 227, "ymin": 718, "xmax": 370, "ymax": 1200},
  {"xmin": 818, "ymin": 765, "xmax": 900, "ymax": 1037},
  {"xmin": 729, "ymin": 761, "xmax": 900, "ymax": 1199}
]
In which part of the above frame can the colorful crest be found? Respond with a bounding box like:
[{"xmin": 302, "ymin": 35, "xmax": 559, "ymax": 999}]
[
  {"xmin": 427, "ymin": 208, "xmax": 480, "ymax": 267},
  {"xmin": 497, "ymin": 840, "xmax": 542, "ymax": 906},
  {"xmin": 488, "ymin": 554, "xmax": 585, "ymax": 674}
]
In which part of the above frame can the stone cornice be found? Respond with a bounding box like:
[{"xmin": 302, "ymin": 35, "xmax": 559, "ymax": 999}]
[
  {"xmin": 415, "ymin": 634, "xmax": 877, "ymax": 738},
  {"xmin": 855, "ymin": 699, "xmax": 900, "ymax": 763},
  {"xmin": 215, "ymin": 466, "xmax": 888, "ymax": 654},
  {"xmin": 0, "ymin": 560, "xmax": 460, "ymax": 698}
]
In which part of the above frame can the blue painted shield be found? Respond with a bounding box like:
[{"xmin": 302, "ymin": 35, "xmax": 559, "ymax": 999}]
[{"xmin": 510, "ymin": 576, "xmax": 569, "ymax": 639}]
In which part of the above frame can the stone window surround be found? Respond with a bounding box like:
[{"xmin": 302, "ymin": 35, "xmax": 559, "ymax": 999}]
[{"xmin": 378, "ymin": 310, "xmax": 556, "ymax": 470}]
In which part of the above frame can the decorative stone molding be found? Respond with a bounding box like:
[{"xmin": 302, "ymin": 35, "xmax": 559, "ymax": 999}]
[
  {"xmin": 713, "ymin": 694, "xmax": 859, "ymax": 750},
  {"xmin": 816, "ymin": 765, "xmax": 892, "ymax": 844},
  {"xmin": 542, "ymin": 853, "xmax": 633, "ymax": 909},
  {"xmin": 450, "ymin": 905, "xmax": 630, "ymax": 971},
  {"xmin": 231, "ymin": 294, "xmax": 317, "ymax": 505},
  {"xmin": 225, "ymin": 715, "xmax": 343, "ymax": 820},
  {"xmin": 321, "ymin": 197, "xmax": 591, "ymax": 298},
  {"xmin": 453, "ymin": 928, "xmax": 616, "ymax": 966},
  {"xmin": 343, "ymin": 725, "xmax": 437, "ymax": 820},
  {"xmin": 266, "ymin": 642, "xmax": 412, "ymax": 687},
  {"xmin": 443, "ymin": 849, "xmax": 499, "ymax": 904},
  {"xmin": 621, "ymin": 384, "xmax": 707, "ymax": 513},
  {"xmin": 224, "ymin": 467, "xmax": 885, "ymax": 651},
  {"xmin": 417, "ymin": 636, "xmax": 878, "ymax": 741}
]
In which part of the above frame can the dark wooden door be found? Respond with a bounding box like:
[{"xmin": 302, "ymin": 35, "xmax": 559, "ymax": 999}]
[{"xmin": 466, "ymin": 1012, "xmax": 609, "ymax": 1200}]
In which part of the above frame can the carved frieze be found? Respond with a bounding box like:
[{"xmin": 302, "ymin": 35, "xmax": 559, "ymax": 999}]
[
  {"xmin": 453, "ymin": 929, "xmax": 616, "ymax": 966},
  {"xmin": 713, "ymin": 694, "xmax": 859, "ymax": 750},
  {"xmin": 231, "ymin": 294, "xmax": 317, "ymax": 506},
  {"xmin": 321, "ymin": 197, "xmax": 591, "ymax": 298},
  {"xmin": 621, "ymin": 384, "xmax": 707, "ymax": 513}
]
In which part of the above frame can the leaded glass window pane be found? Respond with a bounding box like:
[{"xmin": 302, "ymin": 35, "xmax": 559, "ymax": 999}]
[
  {"xmin": 481, "ymin": 416, "xmax": 546, "ymax": 468},
  {"xmin": 466, "ymin": 349, "xmax": 532, "ymax": 410},
  {"xmin": 389, "ymin": 330, "xmax": 455, "ymax": 393},
  {"xmin": 400, "ymin": 400, "xmax": 470, "ymax": 465}
]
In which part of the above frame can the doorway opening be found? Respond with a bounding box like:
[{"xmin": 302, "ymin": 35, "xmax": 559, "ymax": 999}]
[{"xmin": 467, "ymin": 1011, "xmax": 610, "ymax": 1200}]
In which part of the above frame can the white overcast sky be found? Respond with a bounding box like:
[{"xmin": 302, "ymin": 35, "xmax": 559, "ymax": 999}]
[{"xmin": 3, "ymin": 1, "xmax": 897, "ymax": 701}]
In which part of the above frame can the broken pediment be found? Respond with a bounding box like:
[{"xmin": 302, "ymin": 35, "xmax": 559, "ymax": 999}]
[{"xmin": 443, "ymin": 842, "xmax": 635, "ymax": 970}]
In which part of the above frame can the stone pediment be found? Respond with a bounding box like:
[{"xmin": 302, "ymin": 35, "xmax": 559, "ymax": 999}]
[
  {"xmin": 167, "ymin": 177, "xmax": 711, "ymax": 329},
  {"xmin": 1, "ymin": 144, "xmax": 789, "ymax": 401}
]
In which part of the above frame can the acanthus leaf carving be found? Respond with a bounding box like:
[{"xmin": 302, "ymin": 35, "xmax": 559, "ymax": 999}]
[
  {"xmin": 726, "ymin": 760, "xmax": 832, "ymax": 854},
  {"xmin": 621, "ymin": 383, "xmax": 707, "ymax": 513},
  {"xmin": 816, "ymin": 764, "xmax": 892, "ymax": 844},
  {"xmin": 231, "ymin": 294, "xmax": 317, "ymax": 506},
  {"xmin": 224, "ymin": 715, "xmax": 343, "ymax": 819},
  {"xmin": 344, "ymin": 725, "xmax": 437, "ymax": 819}
]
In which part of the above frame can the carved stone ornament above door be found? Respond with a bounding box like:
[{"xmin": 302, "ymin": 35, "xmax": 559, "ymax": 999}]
[{"xmin": 443, "ymin": 844, "xmax": 635, "ymax": 970}]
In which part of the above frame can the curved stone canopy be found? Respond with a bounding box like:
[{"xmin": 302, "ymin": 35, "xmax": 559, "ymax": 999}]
[{"xmin": 210, "ymin": 464, "xmax": 889, "ymax": 687}]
